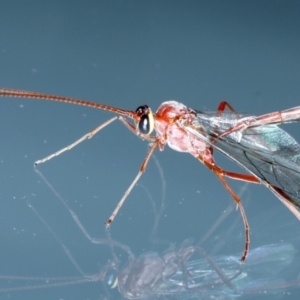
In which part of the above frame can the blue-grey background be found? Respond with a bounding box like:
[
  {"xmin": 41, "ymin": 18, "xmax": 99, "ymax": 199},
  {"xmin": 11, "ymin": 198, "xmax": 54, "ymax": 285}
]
[{"xmin": 0, "ymin": 1, "xmax": 300, "ymax": 299}]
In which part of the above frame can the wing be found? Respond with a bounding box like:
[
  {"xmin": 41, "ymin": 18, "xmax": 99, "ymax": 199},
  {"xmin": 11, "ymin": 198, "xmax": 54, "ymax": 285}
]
[
  {"xmin": 123, "ymin": 243, "xmax": 296, "ymax": 299},
  {"xmin": 186, "ymin": 111, "xmax": 300, "ymax": 211}
]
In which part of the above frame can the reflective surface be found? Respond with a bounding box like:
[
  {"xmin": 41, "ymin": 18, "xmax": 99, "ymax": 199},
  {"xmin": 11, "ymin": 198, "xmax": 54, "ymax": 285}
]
[
  {"xmin": 0, "ymin": 1, "xmax": 300, "ymax": 299},
  {"xmin": 1, "ymin": 182, "xmax": 300, "ymax": 300}
]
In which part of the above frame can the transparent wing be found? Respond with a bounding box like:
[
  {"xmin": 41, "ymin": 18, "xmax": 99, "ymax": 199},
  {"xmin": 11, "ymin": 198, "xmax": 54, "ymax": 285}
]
[
  {"xmin": 118, "ymin": 243, "xmax": 297, "ymax": 300},
  {"xmin": 173, "ymin": 243, "xmax": 295, "ymax": 299},
  {"xmin": 186, "ymin": 111, "xmax": 300, "ymax": 208}
]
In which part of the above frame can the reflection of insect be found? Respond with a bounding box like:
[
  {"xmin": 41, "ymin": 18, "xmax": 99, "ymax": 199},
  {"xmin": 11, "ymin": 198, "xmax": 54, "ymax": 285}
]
[
  {"xmin": 1, "ymin": 87, "xmax": 300, "ymax": 261},
  {"xmin": 109, "ymin": 240, "xmax": 299, "ymax": 299},
  {"xmin": 1, "ymin": 228, "xmax": 299, "ymax": 299},
  {"xmin": 1, "ymin": 169, "xmax": 300, "ymax": 299}
]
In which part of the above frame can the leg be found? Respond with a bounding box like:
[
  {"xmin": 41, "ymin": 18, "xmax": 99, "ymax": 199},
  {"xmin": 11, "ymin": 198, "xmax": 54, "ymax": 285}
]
[
  {"xmin": 216, "ymin": 167, "xmax": 260, "ymax": 184},
  {"xmin": 218, "ymin": 106, "xmax": 300, "ymax": 139},
  {"xmin": 208, "ymin": 102, "xmax": 261, "ymax": 186},
  {"xmin": 27, "ymin": 202, "xmax": 88, "ymax": 276},
  {"xmin": 209, "ymin": 101, "xmax": 236, "ymax": 156},
  {"xmin": 217, "ymin": 101, "xmax": 235, "ymax": 114},
  {"xmin": 198, "ymin": 155, "xmax": 250, "ymax": 262},
  {"xmin": 106, "ymin": 139, "xmax": 159, "ymax": 226},
  {"xmin": 34, "ymin": 116, "xmax": 118, "ymax": 165},
  {"xmin": 34, "ymin": 115, "xmax": 156, "ymax": 166},
  {"xmin": 193, "ymin": 246, "xmax": 239, "ymax": 291},
  {"xmin": 34, "ymin": 168, "xmax": 135, "ymax": 259},
  {"xmin": 163, "ymin": 241, "xmax": 238, "ymax": 292}
]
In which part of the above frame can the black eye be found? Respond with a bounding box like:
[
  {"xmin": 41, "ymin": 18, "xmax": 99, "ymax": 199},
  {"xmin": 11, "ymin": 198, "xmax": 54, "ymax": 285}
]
[
  {"xmin": 104, "ymin": 269, "xmax": 118, "ymax": 289},
  {"xmin": 138, "ymin": 114, "xmax": 150, "ymax": 134},
  {"xmin": 135, "ymin": 105, "xmax": 154, "ymax": 135}
]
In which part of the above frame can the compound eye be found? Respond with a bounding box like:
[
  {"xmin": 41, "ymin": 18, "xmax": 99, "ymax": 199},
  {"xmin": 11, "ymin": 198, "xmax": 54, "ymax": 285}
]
[
  {"xmin": 104, "ymin": 269, "xmax": 118, "ymax": 289},
  {"xmin": 135, "ymin": 105, "xmax": 154, "ymax": 135},
  {"xmin": 138, "ymin": 114, "xmax": 151, "ymax": 134}
]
